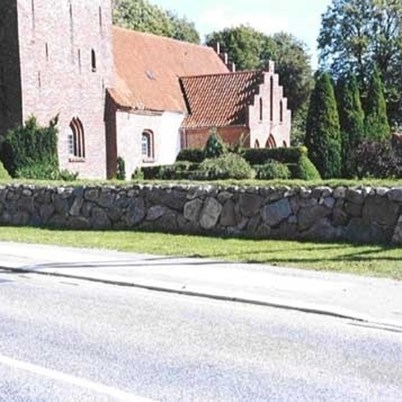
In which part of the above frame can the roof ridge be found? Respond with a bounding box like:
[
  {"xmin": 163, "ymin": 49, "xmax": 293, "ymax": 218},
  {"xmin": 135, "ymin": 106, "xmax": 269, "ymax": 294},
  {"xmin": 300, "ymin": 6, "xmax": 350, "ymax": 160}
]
[
  {"xmin": 112, "ymin": 25, "xmax": 213, "ymax": 51},
  {"xmin": 180, "ymin": 69, "xmax": 264, "ymax": 80}
]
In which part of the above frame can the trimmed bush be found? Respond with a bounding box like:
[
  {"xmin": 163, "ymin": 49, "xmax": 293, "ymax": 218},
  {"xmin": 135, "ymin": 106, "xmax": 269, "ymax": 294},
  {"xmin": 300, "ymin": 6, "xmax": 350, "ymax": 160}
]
[
  {"xmin": 116, "ymin": 156, "xmax": 126, "ymax": 180},
  {"xmin": 204, "ymin": 128, "xmax": 227, "ymax": 159},
  {"xmin": 0, "ymin": 116, "xmax": 60, "ymax": 179},
  {"xmin": 255, "ymin": 160, "xmax": 291, "ymax": 180},
  {"xmin": 15, "ymin": 164, "xmax": 78, "ymax": 181},
  {"xmin": 0, "ymin": 161, "xmax": 11, "ymax": 180},
  {"xmin": 242, "ymin": 146, "xmax": 306, "ymax": 165},
  {"xmin": 194, "ymin": 153, "xmax": 255, "ymax": 180},
  {"xmin": 141, "ymin": 161, "xmax": 199, "ymax": 180},
  {"xmin": 289, "ymin": 155, "xmax": 321, "ymax": 180},
  {"xmin": 176, "ymin": 148, "xmax": 204, "ymax": 163}
]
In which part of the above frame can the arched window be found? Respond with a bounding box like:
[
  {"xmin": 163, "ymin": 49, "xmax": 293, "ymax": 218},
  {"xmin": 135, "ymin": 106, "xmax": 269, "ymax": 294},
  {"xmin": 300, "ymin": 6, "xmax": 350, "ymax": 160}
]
[
  {"xmin": 68, "ymin": 117, "xmax": 85, "ymax": 158},
  {"xmin": 259, "ymin": 98, "xmax": 263, "ymax": 121},
  {"xmin": 91, "ymin": 49, "xmax": 97, "ymax": 72},
  {"xmin": 254, "ymin": 139, "xmax": 260, "ymax": 149},
  {"xmin": 280, "ymin": 100, "xmax": 283, "ymax": 123},
  {"xmin": 266, "ymin": 134, "xmax": 276, "ymax": 149},
  {"xmin": 142, "ymin": 130, "xmax": 154, "ymax": 159},
  {"xmin": 270, "ymin": 75, "xmax": 274, "ymax": 122}
]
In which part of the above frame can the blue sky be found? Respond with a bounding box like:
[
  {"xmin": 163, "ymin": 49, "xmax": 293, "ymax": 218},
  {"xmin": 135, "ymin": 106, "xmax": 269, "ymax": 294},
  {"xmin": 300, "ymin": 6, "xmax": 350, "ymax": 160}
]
[{"xmin": 150, "ymin": 0, "xmax": 332, "ymax": 68}]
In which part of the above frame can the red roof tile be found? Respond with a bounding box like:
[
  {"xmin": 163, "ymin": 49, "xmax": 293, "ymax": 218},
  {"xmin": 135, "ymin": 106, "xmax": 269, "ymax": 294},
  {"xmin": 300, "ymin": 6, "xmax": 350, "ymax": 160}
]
[
  {"xmin": 111, "ymin": 26, "xmax": 229, "ymax": 112},
  {"xmin": 180, "ymin": 71, "xmax": 264, "ymax": 128}
]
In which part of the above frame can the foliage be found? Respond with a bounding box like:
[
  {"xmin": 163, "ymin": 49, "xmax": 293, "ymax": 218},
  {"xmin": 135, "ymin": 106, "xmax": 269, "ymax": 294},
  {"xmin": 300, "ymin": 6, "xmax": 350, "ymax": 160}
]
[
  {"xmin": 0, "ymin": 116, "xmax": 60, "ymax": 179},
  {"xmin": 364, "ymin": 67, "xmax": 391, "ymax": 141},
  {"xmin": 196, "ymin": 153, "xmax": 255, "ymax": 180},
  {"xmin": 318, "ymin": 0, "xmax": 402, "ymax": 126},
  {"xmin": 131, "ymin": 167, "xmax": 144, "ymax": 180},
  {"xmin": 206, "ymin": 26, "xmax": 313, "ymax": 119},
  {"xmin": 241, "ymin": 146, "xmax": 321, "ymax": 180},
  {"xmin": 255, "ymin": 160, "xmax": 290, "ymax": 180},
  {"xmin": 14, "ymin": 164, "xmax": 78, "ymax": 181},
  {"xmin": 242, "ymin": 146, "xmax": 307, "ymax": 165},
  {"xmin": 355, "ymin": 140, "xmax": 402, "ymax": 178},
  {"xmin": 290, "ymin": 104, "xmax": 308, "ymax": 146},
  {"xmin": 116, "ymin": 156, "xmax": 126, "ymax": 180},
  {"xmin": 113, "ymin": 0, "xmax": 200, "ymax": 44},
  {"xmin": 141, "ymin": 161, "xmax": 199, "ymax": 180},
  {"xmin": 204, "ymin": 128, "xmax": 227, "ymax": 159},
  {"xmin": 176, "ymin": 148, "xmax": 205, "ymax": 163},
  {"xmin": 305, "ymin": 72, "xmax": 342, "ymax": 179},
  {"xmin": 288, "ymin": 155, "xmax": 322, "ymax": 181},
  {"xmin": 0, "ymin": 161, "xmax": 10, "ymax": 180},
  {"xmin": 336, "ymin": 74, "xmax": 365, "ymax": 177}
]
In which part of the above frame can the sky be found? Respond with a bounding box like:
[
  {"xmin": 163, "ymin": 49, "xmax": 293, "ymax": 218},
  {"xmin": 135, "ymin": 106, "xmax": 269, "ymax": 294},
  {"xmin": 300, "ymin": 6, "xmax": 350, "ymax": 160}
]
[{"xmin": 150, "ymin": 0, "xmax": 333, "ymax": 68}]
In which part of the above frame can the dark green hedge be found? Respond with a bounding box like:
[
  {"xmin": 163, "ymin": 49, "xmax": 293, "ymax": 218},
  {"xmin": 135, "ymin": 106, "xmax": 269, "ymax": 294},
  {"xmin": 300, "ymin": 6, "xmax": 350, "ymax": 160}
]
[
  {"xmin": 176, "ymin": 148, "xmax": 205, "ymax": 163},
  {"xmin": 142, "ymin": 161, "xmax": 199, "ymax": 180},
  {"xmin": 241, "ymin": 146, "xmax": 307, "ymax": 165}
]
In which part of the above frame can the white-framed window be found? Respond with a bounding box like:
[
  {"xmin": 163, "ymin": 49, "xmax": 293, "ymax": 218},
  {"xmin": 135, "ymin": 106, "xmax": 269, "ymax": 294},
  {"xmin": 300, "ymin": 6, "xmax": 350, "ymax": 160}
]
[
  {"xmin": 69, "ymin": 117, "xmax": 85, "ymax": 158},
  {"xmin": 141, "ymin": 130, "xmax": 154, "ymax": 160}
]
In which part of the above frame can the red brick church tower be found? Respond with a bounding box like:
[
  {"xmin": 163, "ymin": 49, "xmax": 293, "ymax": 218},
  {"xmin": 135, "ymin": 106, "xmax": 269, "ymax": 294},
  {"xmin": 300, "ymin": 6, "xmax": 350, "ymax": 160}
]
[{"xmin": 0, "ymin": 0, "xmax": 114, "ymax": 178}]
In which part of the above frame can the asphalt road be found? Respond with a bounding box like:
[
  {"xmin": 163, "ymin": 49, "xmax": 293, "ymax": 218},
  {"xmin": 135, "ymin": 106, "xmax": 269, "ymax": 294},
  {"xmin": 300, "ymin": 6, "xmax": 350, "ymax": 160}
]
[{"xmin": 0, "ymin": 270, "xmax": 401, "ymax": 401}]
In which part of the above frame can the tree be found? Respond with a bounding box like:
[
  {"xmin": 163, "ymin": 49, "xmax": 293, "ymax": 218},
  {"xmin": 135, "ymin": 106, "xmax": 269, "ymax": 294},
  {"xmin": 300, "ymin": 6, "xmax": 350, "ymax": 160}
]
[
  {"xmin": 113, "ymin": 0, "xmax": 200, "ymax": 44},
  {"xmin": 206, "ymin": 25, "xmax": 266, "ymax": 70},
  {"xmin": 364, "ymin": 67, "xmax": 390, "ymax": 141},
  {"xmin": 318, "ymin": 0, "xmax": 402, "ymax": 126},
  {"xmin": 205, "ymin": 26, "xmax": 313, "ymax": 121},
  {"xmin": 305, "ymin": 72, "xmax": 342, "ymax": 178},
  {"xmin": 336, "ymin": 74, "xmax": 365, "ymax": 177}
]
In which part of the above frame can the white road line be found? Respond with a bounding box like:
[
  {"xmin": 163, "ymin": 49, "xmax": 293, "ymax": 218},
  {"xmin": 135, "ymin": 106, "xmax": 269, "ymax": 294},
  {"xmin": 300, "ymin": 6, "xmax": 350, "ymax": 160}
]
[{"xmin": 0, "ymin": 354, "xmax": 155, "ymax": 402}]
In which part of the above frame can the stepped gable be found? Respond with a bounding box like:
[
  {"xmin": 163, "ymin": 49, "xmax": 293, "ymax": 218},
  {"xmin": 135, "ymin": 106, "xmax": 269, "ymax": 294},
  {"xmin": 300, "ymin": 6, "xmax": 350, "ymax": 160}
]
[
  {"xmin": 110, "ymin": 26, "xmax": 229, "ymax": 113},
  {"xmin": 180, "ymin": 70, "xmax": 264, "ymax": 128}
]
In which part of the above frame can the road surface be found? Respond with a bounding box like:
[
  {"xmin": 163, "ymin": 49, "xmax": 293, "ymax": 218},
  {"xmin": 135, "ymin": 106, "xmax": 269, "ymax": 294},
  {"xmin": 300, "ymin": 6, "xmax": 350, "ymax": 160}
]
[{"xmin": 0, "ymin": 270, "xmax": 401, "ymax": 401}]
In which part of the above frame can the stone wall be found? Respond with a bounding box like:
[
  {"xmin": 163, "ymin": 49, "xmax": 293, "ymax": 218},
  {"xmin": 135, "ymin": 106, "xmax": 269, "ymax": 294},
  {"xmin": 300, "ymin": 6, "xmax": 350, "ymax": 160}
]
[{"xmin": 1, "ymin": 184, "xmax": 402, "ymax": 245}]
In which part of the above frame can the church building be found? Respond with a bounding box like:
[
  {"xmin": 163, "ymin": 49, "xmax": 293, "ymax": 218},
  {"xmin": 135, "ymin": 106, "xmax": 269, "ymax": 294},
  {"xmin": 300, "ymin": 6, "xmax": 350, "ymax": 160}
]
[{"xmin": 0, "ymin": 0, "xmax": 291, "ymax": 179}]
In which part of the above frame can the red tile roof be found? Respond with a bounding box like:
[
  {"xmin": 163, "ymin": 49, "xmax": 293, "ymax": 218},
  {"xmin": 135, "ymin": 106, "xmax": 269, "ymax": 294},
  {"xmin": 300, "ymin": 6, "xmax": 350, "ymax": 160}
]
[
  {"xmin": 180, "ymin": 71, "xmax": 264, "ymax": 128},
  {"xmin": 111, "ymin": 26, "xmax": 229, "ymax": 113}
]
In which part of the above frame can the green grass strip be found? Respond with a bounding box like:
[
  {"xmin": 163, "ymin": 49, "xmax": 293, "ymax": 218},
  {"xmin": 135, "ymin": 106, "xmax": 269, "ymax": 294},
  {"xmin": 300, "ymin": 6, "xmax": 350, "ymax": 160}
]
[{"xmin": 0, "ymin": 227, "xmax": 400, "ymax": 280}]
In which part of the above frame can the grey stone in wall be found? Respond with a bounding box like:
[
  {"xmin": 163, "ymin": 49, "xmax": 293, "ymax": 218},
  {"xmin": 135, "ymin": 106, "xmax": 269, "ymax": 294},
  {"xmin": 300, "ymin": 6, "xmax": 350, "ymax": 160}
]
[
  {"xmin": 199, "ymin": 197, "xmax": 223, "ymax": 230},
  {"xmin": 261, "ymin": 198, "xmax": 292, "ymax": 227}
]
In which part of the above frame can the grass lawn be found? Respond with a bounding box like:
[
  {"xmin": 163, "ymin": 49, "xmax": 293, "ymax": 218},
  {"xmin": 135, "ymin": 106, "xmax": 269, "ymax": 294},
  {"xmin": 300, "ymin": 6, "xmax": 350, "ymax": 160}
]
[{"xmin": 0, "ymin": 227, "xmax": 401, "ymax": 280}]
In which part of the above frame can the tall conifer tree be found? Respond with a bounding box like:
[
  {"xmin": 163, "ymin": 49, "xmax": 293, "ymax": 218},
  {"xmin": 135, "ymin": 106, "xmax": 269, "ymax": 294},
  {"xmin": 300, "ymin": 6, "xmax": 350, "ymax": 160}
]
[
  {"xmin": 305, "ymin": 72, "xmax": 342, "ymax": 178},
  {"xmin": 365, "ymin": 67, "xmax": 390, "ymax": 140},
  {"xmin": 336, "ymin": 75, "xmax": 365, "ymax": 177}
]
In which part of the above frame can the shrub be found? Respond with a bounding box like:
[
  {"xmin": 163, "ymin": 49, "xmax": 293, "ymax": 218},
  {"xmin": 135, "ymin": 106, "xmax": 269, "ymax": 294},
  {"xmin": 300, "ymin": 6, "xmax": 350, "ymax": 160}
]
[
  {"xmin": 255, "ymin": 160, "xmax": 291, "ymax": 180},
  {"xmin": 305, "ymin": 71, "xmax": 342, "ymax": 178},
  {"xmin": 141, "ymin": 161, "xmax": 199, "ymax": 180},
  {"xmin": 0, "ymin": 116, "xmax": 60, "ymax": 179},
  {"xmin": 0, "ymin": 161, "xmax": 11, "ymax": 180},
  {"xmin": 176, "ymin": 148, "xmax": 205, "ymax": 163},
  {"xmin": 204, "ymin": 128, "xmax": 227, "ymax": 159},
  {"xmin": 356, "ymin": 140, "xmax": 401, "ymax": 178},
  {"xmin": 15, "ymin": 164, "xmax": 78, "ymax": 181},
  {"xmin": 241, "ymin": 146, "xmax": 305, "ymax": 165},
  {"xmin": 195, "ymin": 153, "xmax": 255, "ymax": 180},
  {"xmin": 116, "ymin": 156, "xmax": 126, "ymax": 180},
  {"xmin": 289, "ymin": 155, "xmax": 321, "ymax": 180},
  {"xmin": 131, "ymin": 167, "xmax": 144, "ymax": 180}
]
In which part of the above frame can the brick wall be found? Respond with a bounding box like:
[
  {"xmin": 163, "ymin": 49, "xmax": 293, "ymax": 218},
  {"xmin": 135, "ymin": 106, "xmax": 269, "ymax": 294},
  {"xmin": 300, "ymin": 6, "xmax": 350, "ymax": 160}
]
[
  {"xmin": 182, "ymin": 126, "xmax": 250, "ymax": 149},
  {"xmin": 248, "ymin": 66, "xmax": 291, "ymax": 149},
  {"xmin": 8, "ymin": 0, "xmax": 114, "ymax": 178}
]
